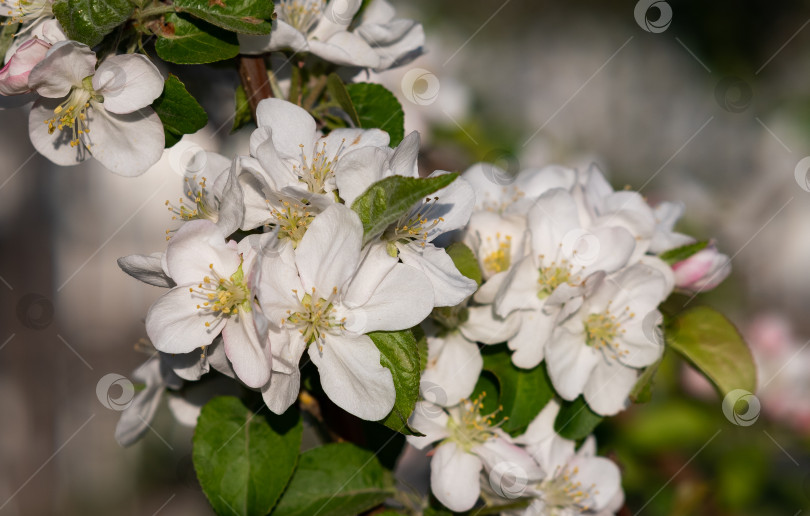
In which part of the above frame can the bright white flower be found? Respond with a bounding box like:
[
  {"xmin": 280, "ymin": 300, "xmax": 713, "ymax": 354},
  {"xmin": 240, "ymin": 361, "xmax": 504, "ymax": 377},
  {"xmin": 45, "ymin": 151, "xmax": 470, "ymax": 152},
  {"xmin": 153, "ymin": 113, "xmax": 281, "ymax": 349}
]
[
  {"xmin": 547, "ymin": 263, "xmax": 669, "ymax": 415},
  {"xmin": 492, "ymin": 188, "xmax": 636, "ymax": 370},
  {"xmin": 336, "ymin": 131, "xmax": 478, "ymax": 307},
  {"xmin": 671, "ymin": 244, "xmax": 730, "ymax": 293},
  {"xmin": 238, "ymin": 0, "xmax": 423, "ymax": 71},
  {"xmin": 513, "ymin": 401, "xmax": 624, "ymax": 515},
  {"xmin": 145, "ymin": 220, "xmax": 273, "ymax": 390},
  {"xmin": 462, "ymin": 162, "xmax": 577, "ymax": 214},
  {"xmin": 27, "ymin": 41, "xmax": 164, "ymax": 176},
  {"xmin": 464, "ymin": 210, "xmax": 528, "ymax": 283},
  {"xmin": 255, "ymin": 203, "xmax": 434, "ymax": 420},
  {"xmin": 408, "ymin": 397, "xmax": 544, "ymax": 512}
]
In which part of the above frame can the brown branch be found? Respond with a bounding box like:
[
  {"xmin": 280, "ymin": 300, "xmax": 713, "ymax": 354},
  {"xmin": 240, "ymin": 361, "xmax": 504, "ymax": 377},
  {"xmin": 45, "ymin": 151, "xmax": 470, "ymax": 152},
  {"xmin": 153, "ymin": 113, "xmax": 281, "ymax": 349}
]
[{"xmin": 238, "ymin": 55, "xmax": 273, "ymax": 122}]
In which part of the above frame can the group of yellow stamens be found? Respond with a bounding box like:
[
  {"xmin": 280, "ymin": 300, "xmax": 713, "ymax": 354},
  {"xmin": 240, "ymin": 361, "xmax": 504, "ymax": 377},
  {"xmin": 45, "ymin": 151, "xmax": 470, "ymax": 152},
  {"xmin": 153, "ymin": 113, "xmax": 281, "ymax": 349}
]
[
  {"xmin": 482, "ymin": 232, "xmax": 512, "ymax": 275},
  {"xmin": 539, "ymin": 464, "xmax": 598, "ymax": 512},
  {"xmin": 278, "ymin": 0, "xmax": 325, "ymax": 34},
  {"xmin": 391, "ymin": 197, "xmax": 445, "ymax": 248},
  {"xmin": 269, "ymin": 199, "xmax": 315, "ymax": 246},
  {"xmin": 446, "ymin": 392, "xmax": 505, "ymax": 451},
  {"xmin": 284, "ymin": 287, "xmax": 346, "ymax": 349},
  {"xmin": 189, "ymin": 262, "xmax": 251, "ymax": 327},
  {"xmin": 537, "ymin": 256, "xmax": 577, "ymax": 299},
  {"xmin": 295, "ymin": 139, "xmax": 344, "ymax": 194},
  {"xmin": 583, "ymin": 301, "xmax": 634, "ymax": 359},
  {"xmin": 45, "ymin": 85, "xmax": 95, "ymax": 149},
  {"xmin": 3, "ymin": 0, "xmax": 51, "ymax": 24}
]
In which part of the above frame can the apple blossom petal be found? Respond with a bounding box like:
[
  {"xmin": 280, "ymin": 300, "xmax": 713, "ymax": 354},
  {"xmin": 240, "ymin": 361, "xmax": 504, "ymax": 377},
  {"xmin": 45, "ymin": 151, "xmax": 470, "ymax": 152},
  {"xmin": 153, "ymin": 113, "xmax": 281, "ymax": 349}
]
[
  {"xmin": 322, "ymin": 127, "xmax": 389, "ymax": 158},
  {"xmin": 494, "ymin": 256, "xmax": 542, "ymax": 317},
  {"xmin": 161, "ymin": 347, "xmax": 209, "ymax": 382},
  {"xmin": 310, "ymin": 0, "xmax": 362, "ymax": 39},
  {"xmin": 459, "ymin": 306, "xmax": 521, "ymax": 345},
  {"xmin": 261, "ymin": 367, "xmax": 302, "ymax": 415},
  {"xmin": 545, "ymin": 329, "xmax": 600, "ymax": 401},
  {"xmin": 406, "ymin": 401, "xmax": 450, "ymax": 449},
  {"xmin": 398, "ymin": 244, "xmax": 477, "ymax": 307},
  {"xmin": 474, "ymin": 437, "xmax": 544, "ymax": 481},
  {"xmin": 341, "ymin": 242, "xmax": 398, "ymax": 308},
  {"xmin": 421, "ymin": 333, "xmax": 482, "ymax": 407},
  {"xmin": 114, "ymin": 356, "xmax": 167, "ymax": 446},
  {"xmin": 569, "ymin": 455, "xmax": 622, "ymax": 511},
  {"xmin": 84, "ymin": 105, "xmax": 164, "ymax": 176},
  {"xmin": 28, "ymin": 98, "xmax": 91, "ymax": 166},
  {"xmin": 359, "ymin": 20, "xmax": 425, "ymax": 71},
  {"xmin": 146, "ymin": 286, "xmax": 224, "ymax": 354},
  {"xmin": 462, "ymin": 162, "xmax": 511, "ymax": 210},
  {"xmin": 0, "ymin": 38, "xmax": 50, "ymax": 95},
  {"xmin": 117, "ymin": 252, "xmax": 174, "ymax": 288},
  {"xmin": 430, "ymin": 442, "xmax": 483, "ymax": 513},
  {"xmin": 309, "ymin": 333, "xmax": 395, "ymax": 420},
  {"xmin": 527, "ymin": 188, "xmax": 581, "ymax": 258},
  {"xmin": 422, "ymin": 172, "xmax": 475, "ymax": 239},
  {"xmin": 308, "ymin": 32, "xmax": 380, "ymax": 68},
  {"xmin": 295, "ymin": 204, "xmax": 362, "ymax": 292},
  {"xmin": 208, "ymin": 338, "xmax": 237, "ymax": 379},
  {"xmin": 334, "ymin": 146, "xmax": 391, "ymax": 205},
  {"xmin": 28, "ymin": 41, "xmax": 95, "ymax": 98},
  {"xmin": 579, "ymin": 225, "xmax": 637, "ymax": 277},
  {"xmin": 389, "ymin": 131, "xmax": 420, "ymax": 176},
  {"xmin": 474, "ymin": 270, "xmax": 507, "ymax": 304},
  {"xmin": 514, "ymin": 165, "xmax": 576, "ymax": 201},
  {"xmin": 255, "ymin": 98, "xmax": 318, "ymax": 159},
  {"xmin": 94, "ymin": 54, "xmax": 163, "ymax": 114},
  {"xmin": 238, "ymin": 20, "xmax": 308, "ymax": 54},
  {"xmin": 222, "ymin": 310, "xmax": 272, "ymax": 388},
  {"xmin": 165, "ymin": 219, "xmax": 241, "ymax": 286},
  {"xmin": 509, "ymin": 310, "xmax": 556, "ymax": 369},
  {"xmin": 583, "ymin": 360, "xmax": 638, "ymax": 416}
]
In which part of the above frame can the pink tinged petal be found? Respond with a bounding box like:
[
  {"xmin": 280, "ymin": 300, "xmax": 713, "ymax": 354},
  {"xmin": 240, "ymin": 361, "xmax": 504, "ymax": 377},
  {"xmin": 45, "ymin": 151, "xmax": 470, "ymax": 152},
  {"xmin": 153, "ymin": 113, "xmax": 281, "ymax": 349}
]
[
  {"xmin": 406, "ymin": 401, "xmax": 450, "ymax": 449},
  {"xmin": 28, "ymin": 41, "xmax": 96, "ymax": 98},
  {"xmin": 474, "ymin": 437, "xmax": 545, "ymax": 481},
  {"xmin": 83, "ymin": 106, "xmax": 164, "ymax": 176},
  {"xmin": 430, "ymin": 442, "xmax": 483, "ymax": 513},
  {"xmin": 222, "ymin": 310, "xmax": 272, "ymax": 388},
  {"xmin": 459, "ymin": 305, "xmax": 521, "ymax": 345},
  {"xmin": 255, "ymin": 98, "xmax": 318, "ymax": 158},
  {"xmin": 117, "ymin": 252, "xmax": 173, "ymax": 288},
  {"xmin": 238, "ymin": 20, "xmax": 308, "ymax": 54},
  {"xmin": 334, "ymin": 146, "xmax": 392, "ymax": 205},
  {"xmin": 165, "ymin": 219, "xmax": 240, "ymax": 285},
  {"xmin": 308, "ymin": 333, "xmax": 396, "ymax": 421},
  {"xmin": 583, "ymin": 360, "xmax": 639, "ymax": 416},
  {"xmin": 28, "ymin": 98, "xmax": 91, "ymax": 166},
  {"xmin": 146, "ymin": 286, "xmax": 224, "ymax": 354},
  {"xmin": 344, "ymin": 262, "xmax": 434, "ymax": 333},
  {"xmin": 307, "ymin": 32, "xmax": 381, "ymax": 68},
  {"xmin": 673, "ymin": 247, "xmax": 731, "ymax": 292},
  {"xmin": 544, "ymin": 328, "xmax": 600, "ymax": 401},
  {"xmin": 398, "ymin": 244, "xmax": 477, "ymax": 307},
  {"xmin": 508, "ymin": 310, "xmax": 556, "ymax": 369},
  {"xmin": 0, "ymin": 39, "xmax": 50, "ymax": 95},
  {"xmin": 295, "ymin": 204, "xmax": 362, "ymax": 292},
  {"xmin": 94, "ymin": 54, "xmax": 163, "ymax": 114},
  {"xmin": 421, "ymin": 333, "xmax": 482, "ymax": 407}
]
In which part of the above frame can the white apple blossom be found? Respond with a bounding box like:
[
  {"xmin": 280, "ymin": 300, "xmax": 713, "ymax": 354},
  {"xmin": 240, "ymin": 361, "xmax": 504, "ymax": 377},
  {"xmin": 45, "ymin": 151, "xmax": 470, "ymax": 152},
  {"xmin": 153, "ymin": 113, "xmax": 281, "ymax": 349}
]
[
  {"xmin": 407, "ymin": 396, "xmax": 544, "ymax": 512},
  {"xmin": 238, "ymin": 0, "xmax": 423, "ymax": 71},
  {"xmin": 336, "ymin": 131, "xmax": 478, "ymax": 307},
  {"xmin": 27, "ymin": 41, "xmax": 164, "ymax": 176},
  {"xmin": 255, "ymin": 203, "xmax": 434, "ymax": 420},
  {"xmin": 512, "ymin": 401, "xmax": 624, "ymax": 515},
  {"xmin": 547, "ymin": 263, "xmax": 669, "ymax": 416},
  {"xmin": 144, "ymin": 220, "xmax": 274, "ymax": 390}
]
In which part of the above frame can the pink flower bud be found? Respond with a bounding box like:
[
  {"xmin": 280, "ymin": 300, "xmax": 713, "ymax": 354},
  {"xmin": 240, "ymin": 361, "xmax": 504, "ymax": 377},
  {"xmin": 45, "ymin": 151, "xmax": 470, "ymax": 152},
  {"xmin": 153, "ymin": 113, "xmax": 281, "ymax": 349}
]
[
  {"xmin": 671, "ymin": 245, "xmax": 730, "ymax": 293},
  {"xmin": 0, "ymin": 38, "xmax": 51, "ymax": 96}
]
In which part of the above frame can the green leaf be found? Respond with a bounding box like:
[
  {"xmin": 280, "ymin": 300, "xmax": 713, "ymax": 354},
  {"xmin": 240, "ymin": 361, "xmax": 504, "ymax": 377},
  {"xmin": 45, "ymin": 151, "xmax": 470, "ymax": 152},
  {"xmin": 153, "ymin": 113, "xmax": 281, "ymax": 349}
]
[
  {"xmin": 629, "ymin": 359, "xmax": 661, "ymax": 404},
  {"xmin": 481, "ymin": 346, "xmax": 554, "ymax": 435},
  {"xmin": 192, "ymin": 397, "xmax": 302, "ymax": 516},
  {"xmin": 156, "ymin": 13, "xmax": 239, "ymax": 65},
  {"xmin": 273, "ymin": 443, "xmax": 396, "ymax": 516},
  {"xmin": 152, "ymin": 75, "xmax": 208, "ymax": 147},
  {"xmin": 232, "ymin": 84, "xmax": 253, "ymax": 133},
  {"xmin": 369, "ymin": 330, "xmax": 423, "ymax": 436},
  {"xmin": 554, "ymin": 396, "xmax": 603, "ymax": 441},
  {"xmin": 346, "ymin": 82, "xmax": 405, "ymax": 145},
  {"xmin": 0, "ymin": 22, "xmax": 20, "ymax": 61},
  {"xmin": 173, "ymin": 0, "xmax": 273, "ymax": 35},
  {"xmin": 52, "ymin": 0, "xmax": 133, "ymax": 47},
  {"xmin": 328, "ymin": 73, "xmax": 360, "ymax": 126},
  {"xmin": 351, "ymin": 174, "xmax": 458, "ymax": 246},
  {"xmin": 666, "ymin": 306, "xmax": 756, "ymax": 396},
  {"xmin": 660, "ymin": 241, "xmax": 708, "ymax": 266},
  {"xmin": 445, "ymin": 242, "xmax": 482, "ymax": 286}
]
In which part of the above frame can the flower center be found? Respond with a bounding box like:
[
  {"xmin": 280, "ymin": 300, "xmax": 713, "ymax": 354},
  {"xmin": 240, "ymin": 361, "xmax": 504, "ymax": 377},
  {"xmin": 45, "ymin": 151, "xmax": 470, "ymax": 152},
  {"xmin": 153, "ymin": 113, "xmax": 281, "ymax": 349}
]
[
  {"xmin": 537, "ymin": 259, "xmax": 574, "ymax": 299},
  {"xmin": 278, "ymin": 0, "xmax": 324, "ymax": 34},
  {"xmin": 285, "ymin": 287, "xmax": 345, "ymax": 347},
  {"xmin": 446, "ymin": 393, "xmax": 503, "ymax": 452},
  {"xmin": 191, "ymin": 262, "xmax": 252, "ymax": 326},
  {"xmin": 3, "ymin": 0, "xmax": 51, "ymax": 24},
  {"xmin": 165, "ymin": 176, "xmax": 217, "ymax": 229},
  {"xmin": 584, "ymin": 302, "xmax": 633, "ymax": 359},
  {"xmin": 483, "ymin": 233, "xmax": 512, "ymax": 275},
  {"xmin": 539, "ymin": 466, "xmax": 598, "ymax": 512},
  {"xmin": 388, "ymin": 197, "xmax": 444, "ymax": 248},
  {"xmin": 269, "ymin": 198, "xmax": 315, "ymax": 247},
  {"xmin": 295, "ymin": 139, "xmax": 342, "ymax": 194},
  {"xmin": 44, "ymin": 77, "xmax": 100, "ymax": 149}
]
